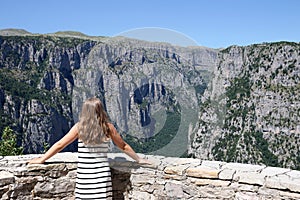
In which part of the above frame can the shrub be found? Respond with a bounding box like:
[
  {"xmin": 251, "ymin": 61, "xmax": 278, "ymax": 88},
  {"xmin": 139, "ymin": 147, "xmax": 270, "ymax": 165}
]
[{"xmin": 0, "ymin": 127, "xmax": 23, "ymax": 156}]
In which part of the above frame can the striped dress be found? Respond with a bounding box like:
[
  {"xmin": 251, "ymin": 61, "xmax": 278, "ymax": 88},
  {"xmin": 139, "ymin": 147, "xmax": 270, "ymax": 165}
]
[{"xmin": 75, "ymin": 140, "xmax": 113, "ymax": 199}]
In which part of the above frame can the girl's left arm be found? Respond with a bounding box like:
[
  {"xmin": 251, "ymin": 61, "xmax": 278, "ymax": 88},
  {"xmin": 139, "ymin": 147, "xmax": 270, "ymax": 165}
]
[{"xmin": 28, "ymin": 123, "xmax": 79, "ymax": 164}]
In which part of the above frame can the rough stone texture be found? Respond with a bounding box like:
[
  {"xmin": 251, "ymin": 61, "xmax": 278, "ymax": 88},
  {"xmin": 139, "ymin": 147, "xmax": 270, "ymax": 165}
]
[{"xmin": 1, "ymin": 153, "xmax": 300, "ymax": 199}]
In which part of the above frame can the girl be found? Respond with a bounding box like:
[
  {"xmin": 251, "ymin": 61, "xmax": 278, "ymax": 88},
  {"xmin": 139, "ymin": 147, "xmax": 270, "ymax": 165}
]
[{"xmin": 29, "ymin": 97, "xmax": 150, "ymax": 199}]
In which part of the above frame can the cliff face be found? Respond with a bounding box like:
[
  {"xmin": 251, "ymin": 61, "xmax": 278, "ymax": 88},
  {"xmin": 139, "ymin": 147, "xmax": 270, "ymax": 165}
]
[
  {"xmin": 0, "ymin": 32, "xmax": 299, "ymax": 169},
  {"xmin": 0, "ymin": 34, "xmax": 217, "ymax": 156},
  {"xmin": 72, "ymin": 39, "xmax": 218, "ymax": 156},
  {"xmin": 189, "ymin": 43, "xmax": 300, "ymax": 169},
  {"xmin": 0, "ymin": 35, "xmax": 97, "ymax": 153}
]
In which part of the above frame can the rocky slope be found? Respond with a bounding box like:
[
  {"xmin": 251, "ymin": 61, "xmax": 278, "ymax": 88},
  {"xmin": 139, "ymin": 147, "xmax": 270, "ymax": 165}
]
[
  {"xmin": 0, "ymin": 34, "xmax": 97, "ymax": 153},
  {"xmin": 189, "ymin": 42, "xmax": 300, "ymax": 169},
  {"xmin": 0, "ymin": 31, "xmax": 217, "ymax": 156},
  {"xmin": 0, "ymin": 30, "xmax": 299, "ymax": 169}
]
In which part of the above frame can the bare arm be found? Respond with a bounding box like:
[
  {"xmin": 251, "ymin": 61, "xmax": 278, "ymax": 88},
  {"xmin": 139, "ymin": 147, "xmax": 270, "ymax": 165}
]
[
  {"xmin": 108, "ymin": 123, "xmax": 150, "ymax": 164},
  {"xmin": 28, "ymin": 123, "xmax": 79, "ymax": 164}
]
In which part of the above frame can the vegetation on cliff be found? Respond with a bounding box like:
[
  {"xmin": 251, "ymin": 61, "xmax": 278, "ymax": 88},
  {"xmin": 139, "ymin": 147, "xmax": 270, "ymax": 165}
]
[
  {"xmin": 0, "ymin": 126, "xmax": 23, "ymax": 156},
  {"xmin": 1, "ymin": 31, "xmax": 299, "ymax": 170},
  {"xmin": 191, "ymin": 42, "xmax": 300, "ymax": 170}
]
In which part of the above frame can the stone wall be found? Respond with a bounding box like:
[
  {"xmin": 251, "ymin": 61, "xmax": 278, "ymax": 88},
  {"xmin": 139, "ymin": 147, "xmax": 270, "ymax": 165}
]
[{"xmin": 1, "ymin": 153, "xmax": 300, "ymax": 199}]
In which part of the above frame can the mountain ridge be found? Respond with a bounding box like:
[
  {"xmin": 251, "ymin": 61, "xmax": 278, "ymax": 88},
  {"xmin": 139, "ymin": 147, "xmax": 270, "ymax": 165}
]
[{"xmin": 0, "ymin": 31, "xmax": 299, "ymax": 169}]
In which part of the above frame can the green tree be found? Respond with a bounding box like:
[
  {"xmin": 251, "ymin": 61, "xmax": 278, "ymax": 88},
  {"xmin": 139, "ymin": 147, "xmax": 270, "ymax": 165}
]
[
  {"xmin": 0, "ymin": 127, "xmax": 23, "ymax": 156},
  {"xmin": 42, "ymin": 142, "xmax": 50, "ymax": 153}
]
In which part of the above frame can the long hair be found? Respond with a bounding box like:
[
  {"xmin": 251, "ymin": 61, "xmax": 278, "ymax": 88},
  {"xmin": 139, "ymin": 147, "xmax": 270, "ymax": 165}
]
[{"xmin": 78, "ymin": 97, "xmax": 110, "ymax": 145}]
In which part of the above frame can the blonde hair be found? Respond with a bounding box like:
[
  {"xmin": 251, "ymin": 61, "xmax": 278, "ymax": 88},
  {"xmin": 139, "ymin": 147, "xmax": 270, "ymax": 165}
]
[{"xmin": 78, "ymin": 97, "xmax": 110, "ymax": 145}]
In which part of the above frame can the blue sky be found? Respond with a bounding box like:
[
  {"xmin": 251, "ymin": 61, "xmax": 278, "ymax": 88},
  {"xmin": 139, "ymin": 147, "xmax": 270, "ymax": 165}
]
[{"xmin": 0, "ymin": 0, "xmax": 299, "ymax": 48}]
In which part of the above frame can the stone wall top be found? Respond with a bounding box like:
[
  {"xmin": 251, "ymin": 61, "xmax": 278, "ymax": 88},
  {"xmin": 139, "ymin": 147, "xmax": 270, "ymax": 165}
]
[{"xmin": 1, "ymin": 153, "xmax": 300, "ymax": 199}]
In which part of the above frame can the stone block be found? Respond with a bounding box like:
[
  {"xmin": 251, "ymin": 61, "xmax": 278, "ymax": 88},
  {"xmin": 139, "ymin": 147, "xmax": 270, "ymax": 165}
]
[
  {"xmin": 173, "ymin": 158, "xmax": 201, "ymax": 167},
  {"xmin": 218, "ymin": 168, "xmax": 235, "ymax": 180},
  {"xmin": 9, "ymin": 177, "xmax": 38, "ymax": 198},
  {"xmin": 279, "ymin": 191, "xmax": 300, "ymax": 199},
  {"xmin": 138, "ymin": 155, "xmax": 162, "ymax": 170},
  {"xmin": 165, "ymin": 182, "xmax": 185, "ymax": 198},
  {"xmin": 197, "ymin": 186, "xmax": 235, "ymax": 199},
  {"xmin": 182, "ymin": 184, "xmax": 199, "ymax": 197},
  {"xmin": 201, "ymin": 160, "xmax": 225, "ymax": 169},
  {"xmin": 0, "ymin": 171, "xmax": 15, "ymax": 187},
  {"xmin": 45, "ymin": 168, "xmax": 68, "ymax": 178},
  {"xmin": 66, "ymin": 163, "xmax": 78, "ymax": 170},
  {"xmin": 132, "ymin": 167, "xmax": 156, "ymax": 175},
  {"xmin": 34, "ymin": 181, "xmax": 55, "ymax": 198},
  {"xmin": 48, "ymin": 152, "xmax": 78, "ymax": 163},
  {"xmin": 155, "ymin": 178, "xmax": 166, "ymax": 185},
  {"xmin": 284, "ymin": 179, "xmax": 300, "ymax": 193},
  {"xmin": 260, "ymin": 166, "xmax": 290, "ymax": 177},
  {"xmin": 186, "ymin": 166, "xmax": 220, "ymax": 179},
  {"xmin": 235, "ymin": 172, "xmax": 265, "ymax": 186},
  {"xmin": 286, "ymin": 170, "xmax": 300, "ymax": 179},
  {"xmin": 191, "ymin": 178, "xmax": 231, "ymax": 187},
  {"xmin": 33, "ymin": 177, "xmax": 75, "ymax": 197},
  {"xmin": 0, "ymin": 185, "xmax": 9, "ymax": 198},
  {"xmin": 128, "ymin": 190, "xmax": 154, "ymax": 200},
  {"xmin": 164, "ymin": 174, "xmax": 185, "ymax": 180},
  {"xmin": 257, "ymin": 187, "xmax": 280, "ymax": 198},
  {"xmin": 14, "ymin": 167, "xmax": 43, "ymax": 177},
  {"xmin": 264, "ymin": 171, "xmax": 300, "ymax": 193},
  {"xmin": 235, "ymin": 192, "xmax": 260, "ymax": 200},
  {"xmin": 265, "ymin": 175, "xmax": 290, "ymax": 191},
  {"xmin": 221, "ymin": 163, "xmax": 265, "ymax": 172},
  {"xmin": 164, "ymin": 165, "xmax": 188, "ymax": 176},
  {"xmin": 52, "ymin": 177, "xmax": 75, "ymax": 194},
  {"xmin": 15, "ymin": 176, "xmax": 41, "ymax": 184},
  {"xmin": 140, "ymin": 184, "xmax": 164, "ymax": 194},
  {"xmin": 66, "ymin": 170, "xmax": 77, "ymax": 179},
  {"xmin": 27, "ymin": 163, "xmax": 66, "ymax": 172},
  {"xmin": 130, "ymin": 174, "xmax": 155, "ymax": 186},
  {"xmin": 238, "ymin": 184, "xmax": 259, "ymax": 192}
]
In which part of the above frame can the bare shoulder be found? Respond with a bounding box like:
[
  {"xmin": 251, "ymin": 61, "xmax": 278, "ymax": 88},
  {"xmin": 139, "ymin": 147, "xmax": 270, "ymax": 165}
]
[
  {"xmin": 107, "ymin": 123, "xmax": 117, "ymax": 135},
  {"xmin": 68, "ymin": 123, "xmax": 79, "ymax": 135},
  {"xmin": 74, "ymin": 122, "xmax": 79, "ymax": 129},
  {"xmin": 72, "ymin": 122, "xmax": 79, "ymax": 131}
]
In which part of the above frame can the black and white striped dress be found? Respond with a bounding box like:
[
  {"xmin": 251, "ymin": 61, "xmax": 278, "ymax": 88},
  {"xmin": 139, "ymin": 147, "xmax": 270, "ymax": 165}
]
[{"xmin": 75, "ymin": 140, "xmax": 113, "ymax": 199}]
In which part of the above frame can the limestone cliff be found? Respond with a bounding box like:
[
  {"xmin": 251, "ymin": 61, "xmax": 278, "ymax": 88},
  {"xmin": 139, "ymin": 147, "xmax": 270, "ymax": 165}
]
[
  {"xmin": 0, "ymin": 35, "xmax": 97, "ymax": 153},
  {"xmin": 0, "ymin": 32, "xmax": 216, "ymax": 156},
  {"xmin": 0, "ymin": 30, "xmax": 299, "ymax": 170},
  {"xmin": 189, "ymin": 43, "xmax": 300, "ymax": 170}
]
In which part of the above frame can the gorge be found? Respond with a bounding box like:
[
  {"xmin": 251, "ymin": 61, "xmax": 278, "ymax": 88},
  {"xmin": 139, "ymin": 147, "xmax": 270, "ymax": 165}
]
[{"xmin": 0, "ymin": 29, "xmax": 299, "ymax": 170}]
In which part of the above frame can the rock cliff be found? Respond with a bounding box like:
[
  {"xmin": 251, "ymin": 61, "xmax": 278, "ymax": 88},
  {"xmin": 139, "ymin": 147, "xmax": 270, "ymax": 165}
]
[
  {"xmin": 0, "ymin": 35, "xmax": 97, "ymax": 153},
  {"xmin": 0, "ymin": 32, "xmax": 217, "ymax": 156},
  {"xmin": 0, "ymin": 30, "xmax": 299, "ymax": 169},
  {"xmin": 189, "ymin": 43, "xmax": 300, "ymax": 169}
]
